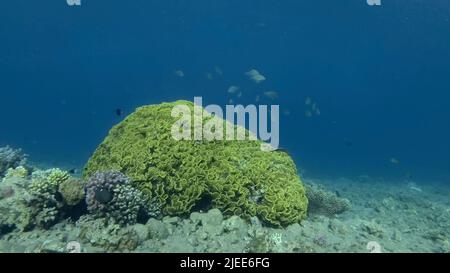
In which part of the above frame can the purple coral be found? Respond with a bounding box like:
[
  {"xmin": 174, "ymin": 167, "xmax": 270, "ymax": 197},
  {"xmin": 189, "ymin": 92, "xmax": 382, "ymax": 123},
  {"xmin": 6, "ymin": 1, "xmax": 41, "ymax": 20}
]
[
  {"xmin": 85, "ymin": 171, "xmax": 145, "ymax": 225},
  {"xmin": 85, "ymin": 171, "xmax": 128, "ymax": 212}
]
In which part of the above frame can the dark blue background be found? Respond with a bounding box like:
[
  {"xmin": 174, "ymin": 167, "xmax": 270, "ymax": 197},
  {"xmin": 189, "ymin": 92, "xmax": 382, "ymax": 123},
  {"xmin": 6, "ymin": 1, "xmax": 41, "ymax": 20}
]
[{"xmin": 1, "ymin": 0, "xmax": 449, "ymax": 181}]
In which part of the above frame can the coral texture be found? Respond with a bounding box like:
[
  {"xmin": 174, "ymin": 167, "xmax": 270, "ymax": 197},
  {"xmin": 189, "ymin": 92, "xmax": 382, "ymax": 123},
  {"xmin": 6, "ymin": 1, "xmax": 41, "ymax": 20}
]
[
  {"xmin": 305, "ymin": 183, "xmax": 351, "ymax": 216},
  {"xmin": 3, "ymin": 166, "xmax": 29, "ymax": 181},
  {"xmin": 84, "ymin": 100, "xmax": 308, "ymax": 227},
  {"xmin": 27, "ymin": 168, "xmax": 71, "ymax": 227},
  {"xmin": 58, "ymin": 178, "xmax": 85, "ymax": 206},
  {"xmin": 0, "ymin": 146, "xmax": 27, "ymax": 178},
  {"xmin": 85, "ymin": 171, "xmax": 146, "ymax": 225},
  {"xmin": 0, "ymin": 176, "xmax": 34, "ymax": 232},
  {"xmin": 0, "ymin": 168, "xmax": 82, "ymax": 233}
]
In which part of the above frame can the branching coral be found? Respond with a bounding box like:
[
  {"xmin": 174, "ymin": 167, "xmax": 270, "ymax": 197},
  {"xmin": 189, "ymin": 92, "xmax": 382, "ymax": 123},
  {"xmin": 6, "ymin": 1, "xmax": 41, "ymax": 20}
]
[
  {"xmin": 3, "ymin": 166, "xmax": 29, "ymax": 181},
  {"xmin": 1, "ymin": 167, "xmax": 86, "ymax": 233},
  {"xmin": 305, "ymin": 183, "xmax": 351, "ymax": 216},
  {"xmin": 29, "ymin": 168, "xmax": 70, "ymax": 201},
  {"xmin": 85, "ymin": 171, "xmax": 146, "ymax": 226},
  {"xmin": 27, "ymin": 168, "xmax": 71, "ymax": 227},
  {"xmin": 83, "ymin": 100, "xmax": 308, "ymax": 227},
  {"xmin": 0, "ymin": 146, "xmax": 27, "ymax": 178}
]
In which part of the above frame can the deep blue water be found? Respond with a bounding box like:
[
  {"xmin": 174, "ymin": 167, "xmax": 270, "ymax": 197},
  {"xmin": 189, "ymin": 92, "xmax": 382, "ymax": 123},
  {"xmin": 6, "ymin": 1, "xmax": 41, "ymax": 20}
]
[{"xmin": 1, "ymin": 0, "xmax": 449, "ymax": 182}]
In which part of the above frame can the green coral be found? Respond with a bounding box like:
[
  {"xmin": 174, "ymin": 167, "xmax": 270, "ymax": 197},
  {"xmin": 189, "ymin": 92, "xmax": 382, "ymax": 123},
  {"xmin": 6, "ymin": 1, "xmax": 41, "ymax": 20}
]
[
  {"xmin": 29, "ymin": 168, "xmax": 70, "ymax": 200},
  {"xmin": 3, "ymin": 166, "xmax": 29, "ymax": 181},
  {"xmin": 27, "ymin": 168, "xmax": 71, "ymax": 227},
  {"xmin": 58, "ymin": 178, "xmax": 85, "ymax": 206},
  {"xmin": 84, "ymin": 100, "xmax": 308, "ymax": 227}
]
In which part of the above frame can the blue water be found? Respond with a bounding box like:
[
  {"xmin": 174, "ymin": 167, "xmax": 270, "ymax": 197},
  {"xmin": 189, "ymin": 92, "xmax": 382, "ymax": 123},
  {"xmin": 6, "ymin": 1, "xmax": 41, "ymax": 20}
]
[{"xmin": 1, "ymin": 0, "xmax": 449, "ymax": 182}]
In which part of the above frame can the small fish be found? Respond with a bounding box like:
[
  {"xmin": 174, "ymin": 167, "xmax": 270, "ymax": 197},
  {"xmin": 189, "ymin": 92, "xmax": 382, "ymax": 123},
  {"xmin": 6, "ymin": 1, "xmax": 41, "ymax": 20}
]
[
  {"xmin": 305, "ymin": 110, "xmax": 312, "ymax": 118},
  {"xmin": 245, "ymin": 69, "xmax": 260, "ymax": 78},
  {"xmin": 68, "ymin": 168, "xmax": 77, "ymax": 175},
  {"xmin": 255, "ymin": 95, "xmax": 260, "ymax": 102},
  {"xmin": 283, "ymin": 109, "xmax": 291, "ymax": 116},
  {"xmin": 390, "ymin": 158, "xmax": 400, "ymax": 165},
  {"xmin": 245, "ymin": 69, "xmax": 266, "ymax": 84},
  {"xmin": 94, "ymin": 189, "xmax": 114, "ymax": 204},
  {"xmin": 115, "ymin": 108, "xmax": 123, "ymax": 117},
  {"xmin": 263, "ymin": 91, "xmax": 279, "ymax": 100},
  {"xmin": 174, "ymin": 70, "xmax": 185, "ymax": 77},
  {"xmin": 227, "ymin": 86, "xmax": 240, "ymax": 94}
]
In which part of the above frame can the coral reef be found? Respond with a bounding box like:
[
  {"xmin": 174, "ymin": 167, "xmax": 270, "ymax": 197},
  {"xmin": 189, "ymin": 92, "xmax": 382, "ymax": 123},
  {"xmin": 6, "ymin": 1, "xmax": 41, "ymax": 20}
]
[
  {"xmin": 305, "ymin": 183, "xmax": 351, "ymax": 216},
  {"xmin": 29, "ymin": 168, "xmax": 69, "ymax": 202},
  {"xmin": 2, "ymin": 166, "xmax": 29, "ymax": 181},
  {"xmin": 76, "ymin": 215, "xmax": 141, "ymax": 252},
  {"xmin": 83, "ymin": 100, "xmax": 307, "ymax": 227},
  {"xmin": 0, "ymin": 176, "xmax": 35, "ymax": 232},
  {"xmin": 27, "ymin": 168, "xmax": 72, "ymax": 227},
  {"xmin": 0, "ymin": 168, "xmax": 87, "ymax": 233},
  {"xmin": 85, "ymin": 171, "xmax": 146, "ymax": 226},
  {"xmin": 59, "ymin": 178, "xmax": 85, "ymax": 206},
  {"xmin": 2, "ymin": 177, "xmax": 449, "ymax": 253},
  {"xmin": 0, "ymin": 146, "xmax": 27, "ymax": 178}
]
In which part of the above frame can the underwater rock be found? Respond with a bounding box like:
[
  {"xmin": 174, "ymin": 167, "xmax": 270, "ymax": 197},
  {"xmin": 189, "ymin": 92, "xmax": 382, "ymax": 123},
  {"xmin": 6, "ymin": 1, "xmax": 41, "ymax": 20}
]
[
  {"xmin": 305, "ymin": 183, "xmax": 351, "ymax": 217},
  {"xmin": 0, "ymin": 176, "xmax": 35, "ymax": 232},
  {"xmin": 360, "ymin": 220, "xmax": 384, "ymax": 238},
  {"xmin": 146, "ymin": 218, "xmax": 170, "ymax": 240},
  {"xmin": 131, "ymin": 223, "xmax": 149, "ymax": 243},
  {"xmin": 0, "ymin": 146, "xmax": 27, "ymax": 178},
  {"xmin": 83, "ymin": 100, "xmax": 308, "ymax": 227},
  {"xmin": 189, "ymin": 209, "xmax": 224, "ymax": 236},
  {"xmin": 58, "ymin": 178, "xmax": 85, "ymax": 206},
  {"xmin": 85, "ymin": 171, "xmax": 146, "ymax": 226},
  {"xmin": 76, "ymin": 215, "xmax": 140, "ymax": 252}
]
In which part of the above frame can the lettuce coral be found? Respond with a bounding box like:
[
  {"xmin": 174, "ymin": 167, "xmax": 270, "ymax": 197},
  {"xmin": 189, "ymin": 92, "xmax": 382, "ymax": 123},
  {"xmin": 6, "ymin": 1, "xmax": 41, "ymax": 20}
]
[{"xmin": 83, "ymin": 100, "xmax": 308, "ymax": 227}]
